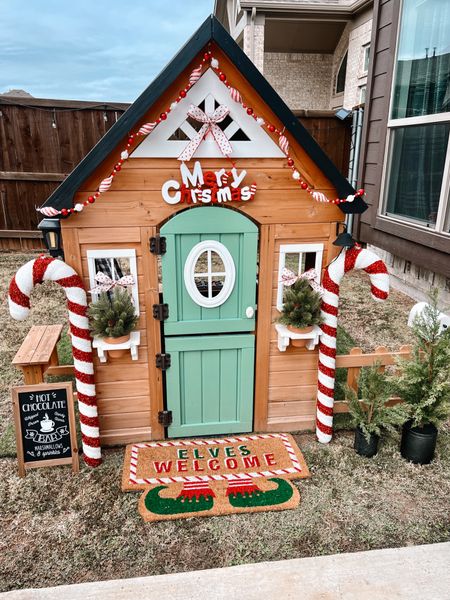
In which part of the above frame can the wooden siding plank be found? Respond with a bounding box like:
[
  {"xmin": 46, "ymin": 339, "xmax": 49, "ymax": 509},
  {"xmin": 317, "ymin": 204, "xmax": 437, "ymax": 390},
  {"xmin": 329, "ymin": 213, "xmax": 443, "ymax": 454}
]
[
  {"xmin": 96, "ymin": 379, "xmax": 149, "ymax": 400},
  {"xmin": 141, "ymin": 225, "xmax": 164, "ymax": 440},
  {"xmin": 98, "ymin": 411, "xmax": 151, "ymax": 430},
  {"xmin": 78, "ymin": 227, "xmax": 141, "ymax": 244},
  {"xmin": 269, "ymin": 385, "xmax": 317, "ymax": 402},
  {"xmin": 254, "ymin": 224, "xmax": 275, "ymax": 431},
  {"xmin": 97, "ymin": 396, "xmax": 150, "ymax": 414}
]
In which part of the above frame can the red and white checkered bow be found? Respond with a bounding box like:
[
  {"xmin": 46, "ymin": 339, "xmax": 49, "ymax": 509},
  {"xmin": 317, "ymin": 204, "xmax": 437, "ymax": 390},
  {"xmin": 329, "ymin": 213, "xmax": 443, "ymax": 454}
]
[
  {"xmin": 280, "ymin": 268, "xmax": 325, "ymax": 295},
  {"xmin": 178, "ymin": 104, "xmax": 233, "ymax": 162},
  {"xmin": 89, "ymin": 272, "xmax": 135, "ymax": 295}
]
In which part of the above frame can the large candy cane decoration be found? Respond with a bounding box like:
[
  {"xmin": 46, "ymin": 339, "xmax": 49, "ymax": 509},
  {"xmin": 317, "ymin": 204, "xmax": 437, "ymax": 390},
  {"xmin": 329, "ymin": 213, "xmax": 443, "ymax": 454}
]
[
  {"xmin": 316, "ymin": 245, "xmax": 389, "ymax": 443},
  {"xmin": 8, "ymin": 256, "xmax": 102, "ymax": 466}
]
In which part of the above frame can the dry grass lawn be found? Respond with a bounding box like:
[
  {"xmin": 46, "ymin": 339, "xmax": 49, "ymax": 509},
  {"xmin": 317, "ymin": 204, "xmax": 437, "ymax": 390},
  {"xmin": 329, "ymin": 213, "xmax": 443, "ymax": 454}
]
[{"xmin": 0, "ymin": 252, "xmax": 449, "ymax": 592}]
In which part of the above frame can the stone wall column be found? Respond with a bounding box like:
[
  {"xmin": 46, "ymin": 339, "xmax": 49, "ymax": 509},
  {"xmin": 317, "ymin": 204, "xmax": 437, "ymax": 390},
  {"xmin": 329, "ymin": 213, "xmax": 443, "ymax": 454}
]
[{"xmin": 243, "ymin": 11, "xmax": 265, "ymax": 73}]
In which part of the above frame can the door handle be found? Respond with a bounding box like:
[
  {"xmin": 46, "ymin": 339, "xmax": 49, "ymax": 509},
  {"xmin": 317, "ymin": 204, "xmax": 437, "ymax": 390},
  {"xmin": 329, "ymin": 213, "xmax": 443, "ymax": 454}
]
[{"xmin": 245, "ymin": 306, "xmax": 255, "ymax": 318}]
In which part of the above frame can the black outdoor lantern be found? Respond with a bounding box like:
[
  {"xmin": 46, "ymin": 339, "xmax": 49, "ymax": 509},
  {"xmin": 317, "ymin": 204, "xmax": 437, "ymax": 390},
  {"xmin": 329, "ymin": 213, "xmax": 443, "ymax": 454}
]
[
  {"xmin": 38, "ymin": 218, "xmax": 64, "ymax": 258},
  {"xmin": 333, "ymin": 226, "xmax": 356, "ymax": 248}
]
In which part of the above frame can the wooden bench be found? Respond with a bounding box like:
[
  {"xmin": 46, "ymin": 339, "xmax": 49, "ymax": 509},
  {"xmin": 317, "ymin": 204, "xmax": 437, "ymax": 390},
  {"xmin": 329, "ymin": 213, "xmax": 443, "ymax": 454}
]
[{"xmin": 12, "ymin": 324, "xmax": 70, "ymax": 384}]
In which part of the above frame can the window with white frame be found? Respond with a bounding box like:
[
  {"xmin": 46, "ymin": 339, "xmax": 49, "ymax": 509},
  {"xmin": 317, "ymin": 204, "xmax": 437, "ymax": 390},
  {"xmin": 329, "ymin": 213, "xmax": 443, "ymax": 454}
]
[
  {"xmin": 381, "ymin": 0, "xmax": 450, "ymax": 234},
  {"xmin": 276, "ymin": 243, "xmax": 324, "ymax": 311},
  {"xmin": 359, "ymin": 85, "xmax": 367, "ymax": 104},
  {"xmin": 184, "ymin": 240, "xmax": 235, "ymax": 308},
  {"xmin": 362, "ymin": 44, "xmax": 370, "ymax": 74},
  {"xmin": 87, "ymin": 249, "xmax": 139, "ymax": 315}
]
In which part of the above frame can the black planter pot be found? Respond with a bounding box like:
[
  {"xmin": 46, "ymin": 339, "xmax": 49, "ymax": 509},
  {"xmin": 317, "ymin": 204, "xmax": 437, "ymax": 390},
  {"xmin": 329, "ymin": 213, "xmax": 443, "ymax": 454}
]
[
  {"xmin": 400, "ymin": 421, "xmax": 438, "ymax": 465},
  {"xmin": 354, "ymin": 426, "xmax": 379, "ymax": 458}
]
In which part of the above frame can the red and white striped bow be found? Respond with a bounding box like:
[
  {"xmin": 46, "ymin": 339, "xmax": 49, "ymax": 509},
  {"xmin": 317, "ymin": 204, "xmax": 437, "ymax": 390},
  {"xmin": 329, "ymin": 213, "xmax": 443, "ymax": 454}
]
[
  {"xmin": 89, "ymin": 272, "xmax": 135, "ymax": 295},
  {"xmin": 178, "ymin": 104, "xmax": 233, "ymax": 162},
  {"xmin": 280, "ymin": 268, "xmax": 325, "ymax": 295}
]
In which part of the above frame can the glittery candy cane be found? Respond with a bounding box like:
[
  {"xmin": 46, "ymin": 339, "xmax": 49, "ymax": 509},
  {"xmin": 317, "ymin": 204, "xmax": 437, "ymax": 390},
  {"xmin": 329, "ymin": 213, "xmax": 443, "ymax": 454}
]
[
  {"xmin": 316, "ymin": 246, "xmax": 389, "ymax": 443},
  {"xmin": 38, "ymin": 207, "xmax": 60, "ymax": 217},
  {"xmin": 278, "ymin": 134, "xmax": 289, "ymax": 155},
  {"xmin": 189, "ymin": 65, "xmax": 203, "ymax": 86},
  {"xmin": 99, "ymin": 175, "xmax": 113, "ymax": 193},
  {"xmin": 138, "ymin": 122, "xmax": 156, "ymax": 136},
  {"xmin": 229, "ymin": 87, "xmax": 242, "ymax": 103},
  {"xmin": 8, "ymin": 256, "xmax": 102, "ymax": 466},
  {"xmin": 312, "ymin": 191, "xmax": 329, "ymax": 203}
]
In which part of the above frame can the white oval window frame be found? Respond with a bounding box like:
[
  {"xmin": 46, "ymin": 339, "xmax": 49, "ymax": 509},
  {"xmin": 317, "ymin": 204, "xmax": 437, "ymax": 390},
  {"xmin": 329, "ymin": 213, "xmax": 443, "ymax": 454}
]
[{"xmin": 184, "ymin": 240, "xmax": 236, "ymax": 308}]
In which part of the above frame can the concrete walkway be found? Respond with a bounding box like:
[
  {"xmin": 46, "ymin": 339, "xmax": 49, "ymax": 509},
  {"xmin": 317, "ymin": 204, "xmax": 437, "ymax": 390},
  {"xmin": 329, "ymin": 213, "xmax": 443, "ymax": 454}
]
[{"xmin": 3, "ymin": 542, "xmax": 450, "ymax": 600}]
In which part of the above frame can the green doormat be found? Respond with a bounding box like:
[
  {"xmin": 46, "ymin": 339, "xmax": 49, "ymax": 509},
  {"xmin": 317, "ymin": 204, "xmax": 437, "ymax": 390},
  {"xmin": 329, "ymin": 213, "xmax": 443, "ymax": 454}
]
[{"xmin": 122, "ymin": 433, "xmax": 309, "ymax": 522}]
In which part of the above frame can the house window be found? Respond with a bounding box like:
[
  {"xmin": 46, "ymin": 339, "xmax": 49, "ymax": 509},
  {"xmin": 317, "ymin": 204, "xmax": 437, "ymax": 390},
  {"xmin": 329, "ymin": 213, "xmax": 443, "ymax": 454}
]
[
  {"xmin": 184, "ymin": 240, "xmax": 235, "ymax": 308},
  {"xmin": 87, "ymin": 249, "xmax": 139, "ymax": 314},
  {"xmin": 363, "ymin": 44, "xmax": 370, "ymax": 73},
  {"xmin": 359, "ymin": 85, "xmax": 367, "ymax": 104},
  {"xmin": 336, "ymin": 52, "xmax": 348, "ymax": 94},
  {"xmin": 381, "ymin": 0, "xmax": 450, "ymax": 235},
  {"xmin": 276, "ymin": 243, "xmax": 324, "ymax": 311}
]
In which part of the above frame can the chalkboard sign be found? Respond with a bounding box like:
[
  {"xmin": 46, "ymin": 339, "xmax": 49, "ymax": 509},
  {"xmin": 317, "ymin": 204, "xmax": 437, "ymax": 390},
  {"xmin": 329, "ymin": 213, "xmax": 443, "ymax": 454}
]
[{"xmin": 12, "ymin": 383, "xmax": 79, "ymax": 477}]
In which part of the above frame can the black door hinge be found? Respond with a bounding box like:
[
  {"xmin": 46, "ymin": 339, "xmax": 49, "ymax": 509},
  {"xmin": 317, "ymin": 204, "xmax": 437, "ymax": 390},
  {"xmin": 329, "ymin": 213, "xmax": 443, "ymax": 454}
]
[
  {"xmin": 156, "ymin": 353, "xmax": 171, "ymax": 370},
  {"xmin": 158, "ymin": 410, "xmax": 173, "ymax": 427},
  {"xmin": 153, "ymin": 303, "xmax": 169, "ymax": 321},
  {"xmin": 149, "ymin": 235, "xmax": 166, "ymax": 255}
]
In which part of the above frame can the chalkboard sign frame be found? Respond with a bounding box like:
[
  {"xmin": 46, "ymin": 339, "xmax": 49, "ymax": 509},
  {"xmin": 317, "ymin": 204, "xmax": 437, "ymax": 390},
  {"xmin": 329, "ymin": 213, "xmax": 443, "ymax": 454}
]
[{"xmin": 12, "ymin": 382, "xmax": 79, "ymax": 477}]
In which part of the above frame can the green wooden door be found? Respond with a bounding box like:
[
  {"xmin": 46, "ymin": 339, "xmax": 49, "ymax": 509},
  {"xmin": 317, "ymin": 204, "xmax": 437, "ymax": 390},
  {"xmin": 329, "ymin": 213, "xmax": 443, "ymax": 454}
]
[
  {"xmin": 165, "ymin": 335, "xmax": 254, "ymax": 437},
  {"xmin": 160, "ymin": 207, "xmax": 258, "ymax": 437}
]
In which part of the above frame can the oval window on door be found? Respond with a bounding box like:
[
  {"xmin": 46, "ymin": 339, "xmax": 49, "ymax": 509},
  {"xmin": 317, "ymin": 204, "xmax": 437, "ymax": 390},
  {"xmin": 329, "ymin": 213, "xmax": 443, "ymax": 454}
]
[{"xmin": 184, "ymin": 240, "xmax": 236, "ymax": 308}]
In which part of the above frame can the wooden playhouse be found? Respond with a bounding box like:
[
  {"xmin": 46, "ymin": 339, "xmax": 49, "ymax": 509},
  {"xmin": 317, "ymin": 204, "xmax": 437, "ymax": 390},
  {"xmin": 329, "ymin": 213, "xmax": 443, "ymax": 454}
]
[{"xmin": 38, "ymin": 16, "xmax": 366, "ymax": 446}]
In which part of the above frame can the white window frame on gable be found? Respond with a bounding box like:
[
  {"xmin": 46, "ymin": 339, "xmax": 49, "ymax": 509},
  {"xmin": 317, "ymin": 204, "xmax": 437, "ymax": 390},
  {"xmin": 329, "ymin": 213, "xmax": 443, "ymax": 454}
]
[
  {"xmin": 276, "ymin": 243, "xmax": 324, "ymax": 311},
  {"xmin": 86, "ymin": 249, "xmax": 139, "ymax": 316},
  {"xmin": 130, "ymin": 68, "xmax": 284, "ymax": 159}
]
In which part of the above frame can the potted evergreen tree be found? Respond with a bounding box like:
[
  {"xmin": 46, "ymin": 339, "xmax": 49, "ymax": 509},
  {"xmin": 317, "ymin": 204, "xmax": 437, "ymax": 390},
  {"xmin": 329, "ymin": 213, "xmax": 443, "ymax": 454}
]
[
  {"xmin": 88, "ymin": 288, "xmax": 138, "ymax": 358},
  {"xmin": 277, "ymin": 277, "xmax": 323, "ymax": 347},
  {"xmin": 345, "ymin": 363, "xmax": 407, "ymax": 457},
  {"xmin": 392, "ymin": 290, "xmax": 450, "ymax": 464}
]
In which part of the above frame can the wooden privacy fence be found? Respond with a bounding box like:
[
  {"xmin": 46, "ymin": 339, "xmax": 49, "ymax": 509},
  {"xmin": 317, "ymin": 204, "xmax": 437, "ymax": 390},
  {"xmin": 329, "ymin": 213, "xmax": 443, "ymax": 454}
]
[
  {"xmin": 334, "ymin": 345, "xmax": 412, "ymax": 413},
  {"xmin": 0, "ymin": 96, "xmax": 129, "ymax": 250}
]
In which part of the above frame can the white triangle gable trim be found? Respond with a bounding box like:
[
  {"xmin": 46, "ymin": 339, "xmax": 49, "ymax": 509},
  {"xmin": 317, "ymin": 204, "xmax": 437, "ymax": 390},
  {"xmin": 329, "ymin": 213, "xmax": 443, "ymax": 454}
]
[{"xmin": 130, "ymin": 69, "xmax": 284, "ymax": 159}]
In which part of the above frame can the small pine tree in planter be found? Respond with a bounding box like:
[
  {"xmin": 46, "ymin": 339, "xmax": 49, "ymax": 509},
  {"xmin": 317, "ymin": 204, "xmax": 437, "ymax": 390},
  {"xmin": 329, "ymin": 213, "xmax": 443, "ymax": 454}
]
[
  {"xmin": 391, "ymin": 289, "xmax": 450, "ymax": 464},
  {"xmin": 88, "ymin": 289, "xmax": 138, "ymax": 358},
  {"xmin": 345, "ymin": 363, "xmax": 408, "ymax": 457},
  {"xmin": 277, "ymin": 278, "xmax": 323, "ymax": 347}
]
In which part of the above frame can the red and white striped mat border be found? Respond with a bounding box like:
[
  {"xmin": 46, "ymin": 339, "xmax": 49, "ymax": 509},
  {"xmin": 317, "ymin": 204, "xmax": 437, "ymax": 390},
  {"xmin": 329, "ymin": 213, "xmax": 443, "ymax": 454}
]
[{"xmin": 128, "ymin": 433, "xmax": 303, "ymax": 486}]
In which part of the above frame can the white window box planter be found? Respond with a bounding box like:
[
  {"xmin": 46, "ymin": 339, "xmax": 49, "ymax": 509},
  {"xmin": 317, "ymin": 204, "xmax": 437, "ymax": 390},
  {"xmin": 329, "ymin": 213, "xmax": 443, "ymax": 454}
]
[
  {"xmin": 275, "ymin": 323, "xmax": 321, "ymax": 352},
  {"xmin": 92, "ymin": 331, "xmax": 141, "ymax": 363}
]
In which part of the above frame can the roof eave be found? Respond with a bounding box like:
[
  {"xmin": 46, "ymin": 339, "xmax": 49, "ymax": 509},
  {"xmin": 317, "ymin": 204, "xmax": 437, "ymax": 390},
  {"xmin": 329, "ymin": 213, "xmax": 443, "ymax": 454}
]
[{"xmin": 42, "ymin": 14, "xmax": 365, "ymax": 216}]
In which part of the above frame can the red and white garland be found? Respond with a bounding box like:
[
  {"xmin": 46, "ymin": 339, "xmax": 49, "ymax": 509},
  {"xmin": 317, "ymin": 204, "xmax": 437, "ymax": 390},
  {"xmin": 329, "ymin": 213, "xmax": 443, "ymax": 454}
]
[
  {"xmin": 38, "ymin": 49, "xmax": 364, "ymax": 219},
  {"xmin": 315, "ymin": 245, "xmax": 389, "ymax": 444},
  {"xmin": 8, "ymin": 256, "xmax": 102, "ymax": 467}
]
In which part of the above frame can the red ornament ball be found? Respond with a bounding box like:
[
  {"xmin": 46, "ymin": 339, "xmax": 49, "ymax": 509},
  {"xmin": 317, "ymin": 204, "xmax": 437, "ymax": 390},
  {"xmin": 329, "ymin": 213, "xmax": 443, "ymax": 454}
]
[
  {"xmin": 115, "ymin": 164, "xmax": 121, "ymax": 172},
  {"xmin": 357, "ymin": 188, "xmax": 365, "ymax": 196},
  {"xmin": 219, "ymin": 73, "xmax": 226, "ymax": 82},
  {"xmin": 127, "ymin": 137, "xmax": 134, "ymax": 144},
  {"xmin": 203, "ymin": 52, "xmax": 210, "ymax": 60},
  {"xmin": 61, "ymin": 209, "xmax": 68, "ymax": 216},
  {"xmin": 268, "ymin": 125, "xmax": 275, "ymax": 132},
  {"xmin": 300, "ymin": 182, "xmax": 308, "ymax": 190},
  {"xmin": 88, "ymin": 196, "xmax": 95, "ymax": 203},
  {"xmin": 160, "ymin": 112, "xmax": 167, "ymax": 120},
  {"xmin": 287, "ymin": 158, "xmax": 294, "ymax": 167},
  {"xmin": 180, "ymin": 90, "xmax": 187, "ymax": 98},
  {"xmin": 246, "ymin": 107, "xmax": 253, "ymax": 115}
]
